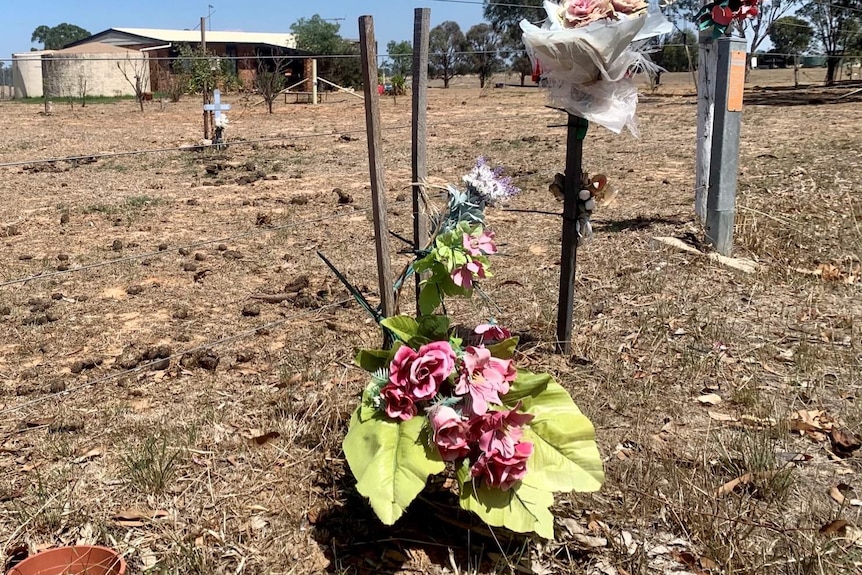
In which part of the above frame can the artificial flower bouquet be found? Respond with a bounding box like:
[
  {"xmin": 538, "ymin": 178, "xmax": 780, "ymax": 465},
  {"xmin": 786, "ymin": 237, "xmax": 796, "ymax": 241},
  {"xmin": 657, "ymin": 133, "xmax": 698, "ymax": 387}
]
[
  {"xmin": 520, "ymin": 0, "xmax": 673, "ymax": 134},
  {"xmin": 340, "ymin": 159, "xmax": 604, "ymax": 538},
  {"xmin": 343, "ymin": 315, "xmax": 604, "ymax": 538}
]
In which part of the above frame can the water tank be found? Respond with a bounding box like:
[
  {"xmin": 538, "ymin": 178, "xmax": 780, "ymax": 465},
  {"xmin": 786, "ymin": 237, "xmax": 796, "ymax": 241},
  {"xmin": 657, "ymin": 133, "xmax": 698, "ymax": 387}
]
[{"xmin": 12, "ymin": 51, "xmax": 51, "ymax": 98}]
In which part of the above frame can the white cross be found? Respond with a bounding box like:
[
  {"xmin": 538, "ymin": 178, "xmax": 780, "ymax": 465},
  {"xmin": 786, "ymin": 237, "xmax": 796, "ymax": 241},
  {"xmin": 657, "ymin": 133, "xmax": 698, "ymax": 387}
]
[{"xmin": 203, "ymin": 89, "xmax": 231, "ymax": 123}]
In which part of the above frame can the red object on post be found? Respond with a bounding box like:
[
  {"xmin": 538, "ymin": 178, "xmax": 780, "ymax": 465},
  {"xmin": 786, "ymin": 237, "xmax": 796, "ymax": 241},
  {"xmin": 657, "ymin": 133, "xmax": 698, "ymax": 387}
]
[
  {"xmin": 531, "ymin": 61, "xmax": 543, "ymax": 83},
  {"xmin": 377, "ymin": 84, "xmax": 385, "ymax": 95}
]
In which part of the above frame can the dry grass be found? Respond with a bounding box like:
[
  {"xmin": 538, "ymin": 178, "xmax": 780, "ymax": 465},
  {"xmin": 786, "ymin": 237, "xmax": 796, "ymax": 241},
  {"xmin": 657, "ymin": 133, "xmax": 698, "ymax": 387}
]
[{"xmin": 1, "ymin": 70, "xmax": 861, "ymax": 574}]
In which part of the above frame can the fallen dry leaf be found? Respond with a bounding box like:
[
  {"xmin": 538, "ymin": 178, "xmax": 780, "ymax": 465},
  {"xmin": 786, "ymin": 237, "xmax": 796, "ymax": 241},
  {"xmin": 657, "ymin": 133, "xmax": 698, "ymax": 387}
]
[
  {"xmin": 819, "ymin": 519, "xmax": 849, "ymax": 536},
  {"xmin": 716, "ymin": 471, "xmax": 778, "ymax": 497},
  {"xmin": 113, "ymin": 508, "xmax": 170, "ymax": 527},
  {"xmin": 243, "ymin": 430, "xmax": 281, "ymax": 446},
  {"xmin": 697, "ymin": 393, "xmax": 722, "ymax": 406},
  {"xmin": 830, "ymin": 427, "xmax": 861, "ymax": 457},
  {"xmin": 708, "ymin": 411, "xmax": 737, "ymax": 423},
  {"xmin": 827, "ymin": 485, "xmax": 862, "ymax": 506},
  {"xmin": 73, "ymin": 446, "xmax": 104, "ymax": 464},
  {"xmin": 22, "ymin": 417, "xmax": 55, "ymax": 428}
]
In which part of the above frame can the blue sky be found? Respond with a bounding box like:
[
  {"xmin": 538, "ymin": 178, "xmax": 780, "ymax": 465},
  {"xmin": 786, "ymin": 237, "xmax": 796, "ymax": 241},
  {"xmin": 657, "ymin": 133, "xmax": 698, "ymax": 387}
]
[{"xmin": 0, "ymin": 0, "xmax": 487, "ymax": 61}]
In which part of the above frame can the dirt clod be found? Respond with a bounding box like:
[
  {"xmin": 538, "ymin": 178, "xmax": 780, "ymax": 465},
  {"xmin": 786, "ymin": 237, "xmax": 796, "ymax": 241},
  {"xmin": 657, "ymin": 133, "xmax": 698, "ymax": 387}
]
[
  {"xmin": 70, "ymin": 357, "xmax": 103, "ymax": 374},
  {"xmin": 290, "ymin": 195, "xmax": 309, "ymax": 205},
  {"xmin": 178, "ymin": 247, "xmax": 191, "ymax": 256},
  {"xmin": 182, "ymin": 262, "xmax": 198, "ymax": 272},
  {"xmin": 173, "ymin": 307, "xmax": 189, "ymax": 320},
  {"xmin": 223, "ymin": 250, "xmax": 243, "ymax": 260},
  {"xmin": 116, "ymin": 346, "xmax": 143, "ymax": 369},
  {"xmin": 181, "ymin": 350, "xmax": 220, "ymax": 371},
  {"xmin": 112, "ymin": 239, "xmax": 123, "ymax": 251},
  {"xmin": 236, "ymin": 350, "xmax": 255, "ymax": 363},
  {"xmin": 256, "ymin": 212, "xmax": 272, "ymax": 226},
  {"xmin": 56, "ymin": 263, "xmax": 70, "ymax": 271},
  {"xmin": 333, "ymin": 188, "xmax": 353, "ymax": 204},
  {"xmin": 57, "ymin": 254, "xmax": 70, "ymax": 261},
  {"xmin": 158, "ymin": 243, "xmax": 168, "ymax": 251},
  {"xmin": 48, "ymin": 380, "xmax": 66, "ymax": 394},
  {"xmin": 217, "ymin": 244, "xmax": 228, "ymax": 251},
  {"xmin": 51, "ymin": 292, "xmax": 63, "ymax": 300},
  {"xmin": 126, "ymin": 285, "xmax": 144, "ymax": 295},
  {"xmin": 242, "ymin": 304, "xmax": 261, "ymax": 317},
  {"xmin": 60, "ymin": 212, "xmax": 70, "ymax": 224},
  {"xmin": 194, "ymin": 252, "xmax": 208, "ymax": 262}
]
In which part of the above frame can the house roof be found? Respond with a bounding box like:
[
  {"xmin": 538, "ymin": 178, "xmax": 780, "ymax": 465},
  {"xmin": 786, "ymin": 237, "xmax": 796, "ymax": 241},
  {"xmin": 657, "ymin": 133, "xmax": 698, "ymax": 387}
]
[
  {"xmin": 65, "ymin": 28, "xmax": 296, "ymax": 50},
  {"xmin": 54, "ymin": 42, "xmax": 141, "ymax": 55}
]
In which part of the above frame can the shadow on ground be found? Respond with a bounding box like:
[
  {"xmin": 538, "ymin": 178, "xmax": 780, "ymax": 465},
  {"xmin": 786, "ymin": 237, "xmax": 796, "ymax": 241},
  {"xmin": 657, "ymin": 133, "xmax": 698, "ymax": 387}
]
[
  {"xmin": 312, "ymin": 478, "xmax": 533, "ymax": 574},
  {"xmin": 592, "ymin": 215, "xmax": 686, "ymax": 234}
]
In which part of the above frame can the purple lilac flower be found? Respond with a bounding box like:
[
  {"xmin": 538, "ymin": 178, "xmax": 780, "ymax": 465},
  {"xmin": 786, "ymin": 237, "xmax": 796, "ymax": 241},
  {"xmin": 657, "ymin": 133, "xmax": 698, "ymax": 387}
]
[{"xmin": 462, "ymin": 157, "xmax": 520, "ymax": 206}]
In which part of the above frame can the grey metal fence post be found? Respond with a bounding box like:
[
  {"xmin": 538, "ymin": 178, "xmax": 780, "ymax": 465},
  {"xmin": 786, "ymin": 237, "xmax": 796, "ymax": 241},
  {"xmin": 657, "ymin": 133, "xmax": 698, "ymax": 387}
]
[{"xmin": 705, "ymin": 37, "xmax": 746, "ymax": 256}]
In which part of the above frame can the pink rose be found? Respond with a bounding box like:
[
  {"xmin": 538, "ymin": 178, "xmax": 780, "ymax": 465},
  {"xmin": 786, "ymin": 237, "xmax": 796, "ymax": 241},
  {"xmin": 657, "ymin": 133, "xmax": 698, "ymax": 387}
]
[
  {"xmin": 470, "ymin": 441, "xmax": 533, "ymax": 491},
  {"xmin": 428, "ymin": 404, "xmax": 471, "ymax": 461},
  {"xmin": 561, "ymin": 0, "xmax": 613, "ymax": 27},
  {"xmin": 474, "ymin": 322, "xmax": 511, "ymax": 344},
  {"xmin": 455, "ymin": 346, "xmax": 517, "ymax": 415},
  {"xmin": 463, "ymin": 230, "xmax": 497, "ymax": 257},
  {"xmin": 381, "ymin": 384, "xmax": 416, "ymax": 421},
  {"xmin": 389, "ymin": 341, "xmax": 456, "ymax": 401},
  {"xmin": 389, "ymin": 345, "xmax": 418, "ymax": 389}
]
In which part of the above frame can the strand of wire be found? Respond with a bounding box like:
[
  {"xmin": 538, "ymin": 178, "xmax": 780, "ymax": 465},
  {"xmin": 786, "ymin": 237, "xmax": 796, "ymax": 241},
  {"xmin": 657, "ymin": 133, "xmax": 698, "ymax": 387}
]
[
  {"xmin": 0, "ymin": 208, "xmax": 373, "ymax": 288},
  {"xmin": 0, "ymin": 111, "xmax": 555, "ymax": 169},
  {"xmin": 0, "ymin": 297, "xmax": 355, "ymax": 417}
]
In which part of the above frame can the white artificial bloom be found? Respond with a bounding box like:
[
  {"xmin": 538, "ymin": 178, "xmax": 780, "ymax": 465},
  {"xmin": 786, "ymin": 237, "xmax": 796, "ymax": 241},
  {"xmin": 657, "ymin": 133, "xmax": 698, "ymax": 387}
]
[
  {"xmin": 462, "ymin": 158, "xmax": 520, "ymax": 205},
  {"xmin": 215, "ymin": 114, "xmax": 229, "ymax": 129}
]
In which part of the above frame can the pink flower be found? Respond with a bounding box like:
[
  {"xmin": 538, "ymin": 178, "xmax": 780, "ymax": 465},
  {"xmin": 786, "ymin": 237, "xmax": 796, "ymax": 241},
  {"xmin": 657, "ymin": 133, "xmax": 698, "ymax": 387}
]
[
  {"xmin": 610, "ymin": 0, "xmax": 647, "ymax": 15},
  {"xmin": 428, "ymin": 405, "xmax": 471, "ymax": 461},
  {"xmin": 381, "ymin": 384, "xmax": 417, "ymax": 421},
  {"xmin": 561, "ymin": 0, "xmax": 613, "ymax": 27},
  {"xmin": 389, "ymin": 341, "xmax": 456, "ymax": 401},
  {"xmin": 470, "ymin": 405, "xmax": 534, "ymax": 458},
  {"xmin": 451, "ymin": 261, "xmax": 486, "ymax": 290},
  {"xmin": 474, "ymin": 322, "xmax": 511, "ymax": 344},
  {"xmin": 455, "ymin": 346, "xmax": 516, "ymax": 415},
  {"xmin": 389, "ymin": 345, "xmax": 418, "ymax": 389},
  {"xmin": 470, "ymin": 441, "xmax": 533, "ymax": 491},
  {"xmin": 463, "ymin": 231, "xmax": 497, "ymax": 257}
]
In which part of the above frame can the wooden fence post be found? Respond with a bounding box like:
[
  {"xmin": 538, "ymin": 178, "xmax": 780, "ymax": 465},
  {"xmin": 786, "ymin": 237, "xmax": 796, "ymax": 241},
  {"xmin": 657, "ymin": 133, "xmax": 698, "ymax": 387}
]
[
  {"xmin": 411, "ymin": 7, "xmax": 430, "ymax": 314},
  {"xmin": 359, "ymin": 16, "xmax": 396, "ymax": 321}
]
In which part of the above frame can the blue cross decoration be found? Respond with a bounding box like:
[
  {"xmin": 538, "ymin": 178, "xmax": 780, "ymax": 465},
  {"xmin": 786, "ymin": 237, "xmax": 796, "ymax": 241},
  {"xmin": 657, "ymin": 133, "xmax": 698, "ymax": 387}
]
[{"xmin": 203, "ymin": 89, "xmax": 231, "ymax": 123}]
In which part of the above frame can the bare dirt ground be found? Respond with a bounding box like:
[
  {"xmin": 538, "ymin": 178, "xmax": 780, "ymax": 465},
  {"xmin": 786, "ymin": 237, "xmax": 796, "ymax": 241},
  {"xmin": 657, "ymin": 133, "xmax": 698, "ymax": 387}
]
[{"xmin": 0, "ymin": 70, "xmax": 860, "ymax": 575}]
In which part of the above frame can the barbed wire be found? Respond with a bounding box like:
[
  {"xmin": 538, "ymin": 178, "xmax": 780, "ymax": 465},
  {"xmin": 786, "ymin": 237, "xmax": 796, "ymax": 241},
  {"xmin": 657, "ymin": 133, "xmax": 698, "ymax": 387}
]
[
  {"xmin": 0, "ymin": 208, "xmax": 373, "ymax": 288},
  {"xmin": 0, "ymin": 297, "xmax": 355, "ymax": 417},
  {"xmin": 0, "ymin": 112, "xmax": 553, "ymax": 169}
]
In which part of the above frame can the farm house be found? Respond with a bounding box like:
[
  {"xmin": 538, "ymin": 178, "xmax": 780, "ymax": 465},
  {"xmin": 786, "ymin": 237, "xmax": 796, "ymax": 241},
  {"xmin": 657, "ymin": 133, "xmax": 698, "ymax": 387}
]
[{"xmin": 64, "ymin": 28, "xmax": 312, "ymax": 92}]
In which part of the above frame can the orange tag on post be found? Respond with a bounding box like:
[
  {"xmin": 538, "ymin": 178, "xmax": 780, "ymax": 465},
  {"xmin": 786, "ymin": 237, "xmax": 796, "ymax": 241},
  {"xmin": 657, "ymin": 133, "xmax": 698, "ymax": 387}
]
[{"xmin": 727, "ymin": 50, "xmax": 746, "ymax": 112}]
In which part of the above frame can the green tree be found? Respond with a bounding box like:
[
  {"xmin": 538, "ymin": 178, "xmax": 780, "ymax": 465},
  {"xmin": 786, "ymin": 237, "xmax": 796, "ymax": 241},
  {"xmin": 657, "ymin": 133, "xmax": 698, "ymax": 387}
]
[
  {"xmin": 800, "ymin": 0, "xmax": 862, "ymax": 84},
  {"xmin": 769, "ymin": 15, "xmax": 814, "ymax": 55},
  {"xmin": 482, "ymin": 0, "xmax": 544, "ymax": 85},
  {"xmin": 466, "ymin": 23, "xmax": 503, "ymax": 88},
  {"xmin": 291, "ymin": 15, "xmax": 344, "ymax": 55},
  {"xmin": 31, "ymin": 23, "xmax": 91, "ymax": 50},
  {"xmin": 429, "ymin": 21, "xmax": 468, "ymax": 88},
  {"xmin": 290, "ymin": 14, "xmax": 362, "ymax": 89},
  {"xmin": 743, "ymin": 0, "xmax": 799, "ymax": 75},
  {"xmin": 385, "ymin": 40, "xmax": 412, "ymax": 77},
  {"xmin": 652, "ymin": 30, "xmax": 698, "ymax": 72}
]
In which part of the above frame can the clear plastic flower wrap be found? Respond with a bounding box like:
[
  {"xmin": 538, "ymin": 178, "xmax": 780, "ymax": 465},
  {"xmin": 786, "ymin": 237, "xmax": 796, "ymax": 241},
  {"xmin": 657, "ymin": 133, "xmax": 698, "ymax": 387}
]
[{"xmin": 520, "ymin": 1, "xmax": 672, "ymax": 134}]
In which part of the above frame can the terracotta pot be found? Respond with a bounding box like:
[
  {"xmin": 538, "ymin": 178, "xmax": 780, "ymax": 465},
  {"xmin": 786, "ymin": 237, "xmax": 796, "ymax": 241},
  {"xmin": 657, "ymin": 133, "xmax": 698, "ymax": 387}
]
[{"xmin": 7, "ymin": 545, "xmax": 126, "ymax": 575}]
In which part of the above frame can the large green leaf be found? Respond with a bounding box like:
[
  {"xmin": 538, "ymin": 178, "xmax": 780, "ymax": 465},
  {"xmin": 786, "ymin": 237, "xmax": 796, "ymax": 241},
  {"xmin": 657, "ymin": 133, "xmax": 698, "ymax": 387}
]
[
  {"xmin": 502, "ymin": 370, "xmax": 552, "ymax": 404},
  {"xmin": 517, "ymin": 380, "xmax": 604, "ymax": 493},
  {"xmin": 380, "ymin": 316, "xmax": 420, "ymax": 342},
  {"xmin": 486, "ymin": 336, "xmax": 519, "ymax": 360},
  {"xmin": 343, "ymin": 411, "xmax": 445, "ymax": 525},
  {"xmin": 355, "ymin": 347, "xmax": 394, "ymax": 373},
  {"xmin": 417, "ymin": 315, "xmax": 450, "ymax": 341},
  {"xmin": 457, "ymin": 463, "xmax": 555, "ymax": 539}
]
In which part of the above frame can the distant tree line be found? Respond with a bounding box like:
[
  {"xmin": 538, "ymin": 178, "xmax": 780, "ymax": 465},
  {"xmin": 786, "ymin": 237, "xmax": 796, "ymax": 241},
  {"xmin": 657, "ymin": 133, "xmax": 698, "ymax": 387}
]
[{"xmin": 29, "ymin": 1, "xmax": 862, "ymax": 92}]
